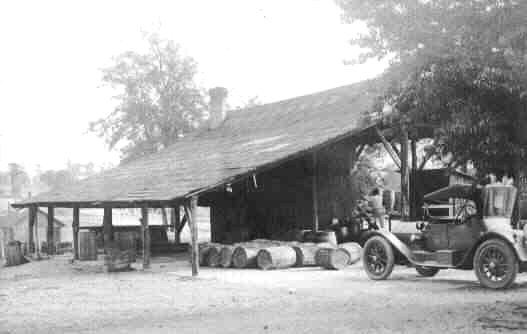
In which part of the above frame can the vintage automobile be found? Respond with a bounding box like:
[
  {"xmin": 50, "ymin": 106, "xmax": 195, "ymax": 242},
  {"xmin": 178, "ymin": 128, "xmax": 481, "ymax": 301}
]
[{"xmin": 361, "ymin": 183, "xmax": 527, "ymax": 289}]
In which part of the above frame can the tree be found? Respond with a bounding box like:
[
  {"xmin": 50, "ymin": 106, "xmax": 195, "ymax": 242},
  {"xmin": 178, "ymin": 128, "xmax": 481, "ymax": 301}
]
[
  {"xmin": 40, "ymin": 170, "xmax": 75, "ymax": 190},
  {"xmin": 39, "ymin": 162, "xmax": 97, "ymax": 191},
  {"xmin": 8, "ymin": 163, "xmax": 29, "ymax": 198},
  {"xmin": 90, "ymin": 33, "xmax": 206, "ymax": 163},
  {"xmin": 337, "ymin": 0, "xmax": 527, "ymax": 176}
]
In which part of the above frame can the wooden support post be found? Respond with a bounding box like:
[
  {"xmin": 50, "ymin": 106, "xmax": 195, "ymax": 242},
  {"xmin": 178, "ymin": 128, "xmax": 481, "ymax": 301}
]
[
  {"xmin": 103, "ymin": 207, "xmax": 113, "ymax": 253},
  {"xmin": 28, "ymin": 206, "xmax": 36, "ymax": 254},
  {"xmin": 312, "ymin": 151, "xmax": 319, "ymax": 232},
  {"xmin": 34, "ymin": 209, "xmax": 40, "ymax": 259},
  {"xmin": 419, "ymin": 149, "xmax": 434, "ymax": 170},
  {"xmin": 185, "ymin": 196, "xmax": 199, "ymax": 276},
  {"xmin": 72, "ymin": 206, "xmax": 80, "ymax": 260},
  {"xmin": 47, "ymin": 206, "xmax": 55, "ymax": 254},
  {"xmin": 410, "ymin": 140, "xmax": 418, "ymax": 219},
  {"xmin": 141, "ymin": 207, "xmax": 151, "ymax": 269},
  {"xmin": 171, "ymin": 207, "xmax": 181, "ymax": 244},
  {"xmin": 400, "ymin": 126, "xmax": 410, "ymax": 220},
  {"xmin": 411, "ymin": 140, "xmax": 418, "ymax": 172},
  {"xmin": 161, "ymin": 208, "xmax": 168, "ymax": 225}
]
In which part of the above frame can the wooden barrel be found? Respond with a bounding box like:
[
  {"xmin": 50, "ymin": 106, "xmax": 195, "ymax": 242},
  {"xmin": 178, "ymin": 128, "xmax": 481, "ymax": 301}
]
[
  {"xmin": 104, "ymin": 248, "xmax": 134, "ymax": 272},
  {"xmin": 114, "ymin": 231, "xmax": 137, "ymax": 262},
  {"xmin": 315, "ymin": 248, "xmax": 349, "ymax": 270},
  {"xmin": 256, "ymin": 246, "xmax": 296, "ymax": 270},
  {"xmin": 198, "ymin": 242, "xmax": 220, "ymax": 266},
  {"xmin": 303, "ymin": 230, "xmax": 316, "ymax": 243},
  {"xmin": 336, "ymin": 226, "xmax": 350, "ymax": 243},
  {"xmin": 232, "ymin": 246, "xmax": 259, "ymax": 268},
  {"xmin": 206, "ymin": 245, "xmax": 223, "ymax": 267},
  {"xmin": 79, "ymin": 231, "xmax": 98, "ymax": 261},
  {"xmin": 338, "ymin": 242, "xmax": 362, "ymax": 265},
  {"xmin": 292, "ymin": 244, "xmax": 319, "ymax": 267},
  {"xmin": 348, "ymin": 220, "xmax": 362, "ymax": 241},
  {"xmin": 283, "ymin": 229, "xmax": 306, "ymax": 242},
  {"xmin": 315, "ymin": 242, "xmax": 337, "ymax": 249},
  {"xmin": 5, "ymin": 241, "xmax": 26, "ymax": 266},
  {"xmin": 238, "ymin": 240, "xmax": 281, "ymax": 248},
  {"xmin": 314, "ymin": 231, "xmax": 337, "ymax": 245},
  {"xmin": 219, "ymin": 245, "xmax": 236, "ymax": 268}
]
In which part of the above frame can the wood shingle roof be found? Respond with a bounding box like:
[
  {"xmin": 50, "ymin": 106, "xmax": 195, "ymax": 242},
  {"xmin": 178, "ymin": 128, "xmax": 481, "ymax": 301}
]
[{"xmin": 14, "ymin": 78, "xmax": 386, "ymax": 208}]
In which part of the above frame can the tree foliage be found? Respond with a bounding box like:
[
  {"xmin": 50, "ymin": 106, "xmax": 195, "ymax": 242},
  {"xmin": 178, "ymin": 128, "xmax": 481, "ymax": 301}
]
[
  {"xmin": 8, "ymin": 163, "xmax": 29, "ymax": 198},
  {"xmin": 90, "ymin": 33, "xmax": 206, "ymax": 163},
  {"xmin": 337, "ymin": 0, "xmax": 527, "ymax": 176},
  {"xmin": 39, "ymin": 162, "xmax": 96, "ymax": 190},
  {"xmin": 40, "ymin": 170, "xmax": 76, "ymax": 191}
]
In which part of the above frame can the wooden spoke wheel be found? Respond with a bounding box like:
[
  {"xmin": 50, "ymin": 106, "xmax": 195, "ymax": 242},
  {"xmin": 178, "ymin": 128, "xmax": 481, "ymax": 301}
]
[
  {"xmin": 362, "ymin": 236, "xmax": 394, "ymax": 280},
  {"xmin": 474, "ymin": 239, "xmax": 518, "ymax": 289}
]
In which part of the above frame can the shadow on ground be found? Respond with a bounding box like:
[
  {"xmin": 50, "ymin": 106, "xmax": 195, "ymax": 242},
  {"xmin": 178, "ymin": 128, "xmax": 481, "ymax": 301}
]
[{"xmin": 476, "ymin": 302, "xmax": 527, "ymax": 331}]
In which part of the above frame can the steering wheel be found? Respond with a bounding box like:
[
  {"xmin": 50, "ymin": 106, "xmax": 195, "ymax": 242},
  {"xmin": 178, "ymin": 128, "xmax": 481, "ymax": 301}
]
[{"xmin": 455, "ymin": 202, "xmax": 476, "ymax": 225}]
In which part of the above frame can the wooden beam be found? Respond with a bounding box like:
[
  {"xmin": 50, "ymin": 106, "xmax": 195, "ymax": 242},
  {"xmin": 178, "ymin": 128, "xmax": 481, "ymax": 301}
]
[
  {"xmin": 102, "ymin": 207, "xmax": 113, "ymax": 253},
  {"xmin": 411, "ymin": 140, "xmax": 417, "ymax": 171},
  {"xmin": 171, "ymin": 207, "xmax": 181, "ymax": 244},
  {"xmin": 161, "ymin": 208, "xmax": 168, "ymax": 225},
  {"xmin": 390, "ymin": 141, "xmax": 400, "ymax": 157},
  {"xmin": 375, "ymin": 127, "xmax": 402, "ymax": 169},
  {"xmin": 141, "ymin": 207, "xmax": 151, "ymax": 269},
  {"xmin": 47, "ymin": 206, "xmax": 55, "ymax": 254},
  {"xmin": 312, "ymin": 151, "xmax": 319, "ymax": 232},
  {"xmin": 184, "ymin": 197, "xmax": 199, "ymax": 276},
  {"xmin": 34, "ymin": 208, "xmax": 40, "ymax": 259},
  {"xmin": 419, "ymin": 149, "xmax": 435, "ymax": 170},
  {"xmin": 178, "ymin": 213, "xmax": 188, "ymax": 234},
  {"xmin": 355, "ymin": 144, "xmax": 366, "ymax": 160},
  {"xmin": 28, "ymin": 206, "xmax": 36, "ymax": 254},
  {"xmin": 400, "ymin": 126, "xmax": 410, "ymax": 220},
  {"xmin": 72, "ymin": 206, "xmax": 80, "ymax": 260},
  {"xmin": 12, "ymin": 200, "xmax": 181, "ymax": 209}
]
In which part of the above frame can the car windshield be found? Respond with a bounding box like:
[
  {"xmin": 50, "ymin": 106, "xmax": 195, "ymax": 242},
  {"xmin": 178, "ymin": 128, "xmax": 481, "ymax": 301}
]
[{"xmin": 482, "ymin": 185, "xmax": 517, "ymax": 218}]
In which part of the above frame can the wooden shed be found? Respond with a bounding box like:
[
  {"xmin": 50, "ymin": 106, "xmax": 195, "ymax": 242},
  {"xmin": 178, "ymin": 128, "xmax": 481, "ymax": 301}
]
[{"xmin": 12, "ymin": 77, "xmax": 432, "ymax": 275}]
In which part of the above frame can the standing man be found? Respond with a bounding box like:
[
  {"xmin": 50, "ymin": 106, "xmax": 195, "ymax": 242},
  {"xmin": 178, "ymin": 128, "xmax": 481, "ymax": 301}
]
[{"xmin": 368, "ymin": 187, "xmax": 386, "ymax": 229}]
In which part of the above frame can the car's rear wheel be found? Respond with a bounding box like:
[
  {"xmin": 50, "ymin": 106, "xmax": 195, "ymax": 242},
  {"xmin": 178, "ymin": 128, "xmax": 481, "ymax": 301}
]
[
  {"xmin": 474, "ymin": 239, "xmax": 518, "ymax": 289},
  {"xmin": 415, "ymin": 266, "xmax": 440, "ymax": 277},
  {"xmin": 363, "ymin": 236, "xmax": 394, "ymax": 280}
]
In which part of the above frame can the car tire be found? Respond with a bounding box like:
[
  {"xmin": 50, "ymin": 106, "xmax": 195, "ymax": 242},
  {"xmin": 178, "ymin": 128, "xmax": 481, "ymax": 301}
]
[
  {"xmin": 415, "ymin": 266, "xmax": 440, "ymax": 277},
  {"xmin": 473, "ymin": 239, "xmax": 518, "ymax": 290},
  {"xmin": 362, "ymin": 236, "xmax": 395, "ymax": 280}
]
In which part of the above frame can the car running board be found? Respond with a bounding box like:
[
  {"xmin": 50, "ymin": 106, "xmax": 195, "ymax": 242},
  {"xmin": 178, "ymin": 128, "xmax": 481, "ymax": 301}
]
[{"xmin": 411, "ymin": 249, "xmax": 464, "ymax": 267}]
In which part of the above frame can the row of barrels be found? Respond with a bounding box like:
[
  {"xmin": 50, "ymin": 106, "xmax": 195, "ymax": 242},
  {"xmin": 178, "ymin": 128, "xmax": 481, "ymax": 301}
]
[{"xmin": 198, "ymin": 239, "xmax": 362, "ymax": 271}]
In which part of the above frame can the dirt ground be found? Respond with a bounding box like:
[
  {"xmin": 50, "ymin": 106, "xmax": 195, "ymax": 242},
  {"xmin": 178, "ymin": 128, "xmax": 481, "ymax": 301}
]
[{"xmin": 1, "ymin": 253, "xmax": 527, "ymax": 334}]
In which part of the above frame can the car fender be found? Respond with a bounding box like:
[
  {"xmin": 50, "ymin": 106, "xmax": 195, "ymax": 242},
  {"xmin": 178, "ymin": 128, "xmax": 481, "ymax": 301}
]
[
  {"xmin": 474, "ymin": 231, "xmax": 527, "ymax": 262},
  {"xmin": 363, "ymin": 229, "xmax": 415, "ymax": 263}
]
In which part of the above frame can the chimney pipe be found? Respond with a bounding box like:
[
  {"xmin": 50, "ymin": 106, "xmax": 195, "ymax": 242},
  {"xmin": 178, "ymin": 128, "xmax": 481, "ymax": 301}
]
[{"xmin": 208, "ymin": 87, "xmax": 228, "ymax": 130}]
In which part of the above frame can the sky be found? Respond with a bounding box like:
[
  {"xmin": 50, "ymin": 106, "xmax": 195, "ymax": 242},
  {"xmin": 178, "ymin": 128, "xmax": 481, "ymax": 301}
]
[{"xmin": 0, "ymin": 0, "xmax": 388, "ymax": 175}]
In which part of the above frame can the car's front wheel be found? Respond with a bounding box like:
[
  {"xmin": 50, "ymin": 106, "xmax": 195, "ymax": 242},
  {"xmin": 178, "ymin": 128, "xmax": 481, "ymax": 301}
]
[
  {"xmin": 362, "ymin": 236, "xmax": 395, "ymax": 280},
  {"xmin": 474, "ymin": 239, "xmax": 518, "ymax": 289}
]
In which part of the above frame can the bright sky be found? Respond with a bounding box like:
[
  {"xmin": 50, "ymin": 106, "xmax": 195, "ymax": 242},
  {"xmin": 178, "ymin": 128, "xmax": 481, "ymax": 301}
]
[{"xmin": 0, "ymin": 0, "xmax": 387, "ymax": 174}]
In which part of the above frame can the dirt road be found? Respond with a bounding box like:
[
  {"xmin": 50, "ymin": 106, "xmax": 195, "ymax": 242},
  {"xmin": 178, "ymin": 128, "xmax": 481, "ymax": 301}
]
[{"xmin": 1, "ymin": 255, "xmax": 527, "ymax": 333}]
